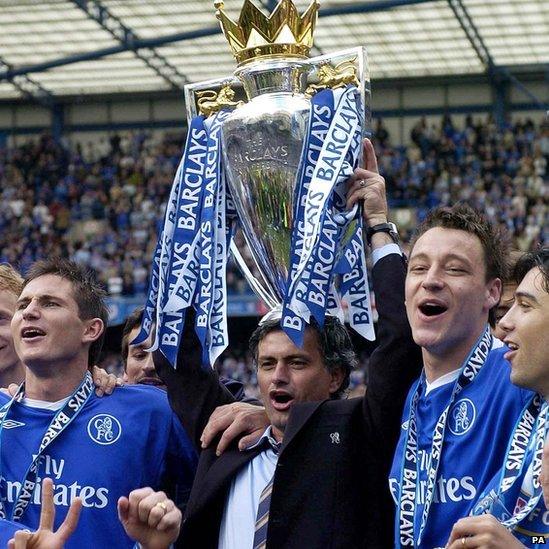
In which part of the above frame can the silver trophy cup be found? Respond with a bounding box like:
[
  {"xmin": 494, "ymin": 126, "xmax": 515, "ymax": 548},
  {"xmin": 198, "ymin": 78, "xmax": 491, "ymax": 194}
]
[{"xmin": 185, "ymin": 47, "xmax": 370, "ymax": 309}]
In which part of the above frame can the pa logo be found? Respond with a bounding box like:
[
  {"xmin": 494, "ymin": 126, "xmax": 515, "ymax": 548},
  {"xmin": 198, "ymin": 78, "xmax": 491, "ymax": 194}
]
[
  {"xmin": 87, "ymin": 414, "xmax": 122, "ymax": 445},
  {"xmin": 449, "ymin": 398, "xmax": 476, "ymax": 436}
]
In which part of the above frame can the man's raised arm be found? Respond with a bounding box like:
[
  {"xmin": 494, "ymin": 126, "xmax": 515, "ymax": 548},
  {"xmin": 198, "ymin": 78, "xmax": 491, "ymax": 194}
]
[
  {"xmin": 349, "ymin": 138, "xmax": 422, "ymax": 449},
  {"xmin": 154, "ymin": 308, "xmax": 236, "ymax": 449}
]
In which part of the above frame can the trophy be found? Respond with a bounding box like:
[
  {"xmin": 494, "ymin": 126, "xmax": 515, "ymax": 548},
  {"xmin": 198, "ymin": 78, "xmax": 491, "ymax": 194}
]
[{"xmin": 136, "ymin": 0, "xmax": 374, "ymax": 367}]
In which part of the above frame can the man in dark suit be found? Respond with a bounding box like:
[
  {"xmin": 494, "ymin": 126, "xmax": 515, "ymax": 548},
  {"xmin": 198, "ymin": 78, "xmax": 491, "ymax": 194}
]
[{"xmin": 154, "ymin": 139, "xmax": 422, "ymax": 548}]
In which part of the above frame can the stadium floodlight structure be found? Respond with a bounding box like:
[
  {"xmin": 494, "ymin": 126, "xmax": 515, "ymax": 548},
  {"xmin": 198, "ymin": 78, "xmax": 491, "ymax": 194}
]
[
  {"xmin": 0, "ymin": 0, "xmax": 545, "ymax": 126},
  {"xmin": 71, "ymin": 0, "xmax": 190, "ymax": 91}
]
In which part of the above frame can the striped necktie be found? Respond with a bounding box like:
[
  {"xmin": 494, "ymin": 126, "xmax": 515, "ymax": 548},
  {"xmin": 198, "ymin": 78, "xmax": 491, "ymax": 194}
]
[{"xmin": 252, "ymin": 439, "xmax": 281, "ymax": 549}]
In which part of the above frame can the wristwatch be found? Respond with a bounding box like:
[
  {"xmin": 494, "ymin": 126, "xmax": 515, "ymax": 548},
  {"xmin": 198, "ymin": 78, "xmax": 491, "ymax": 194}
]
[{"xmin": 366, "ymin": 222, "xmax": 400, "ymax": 246}]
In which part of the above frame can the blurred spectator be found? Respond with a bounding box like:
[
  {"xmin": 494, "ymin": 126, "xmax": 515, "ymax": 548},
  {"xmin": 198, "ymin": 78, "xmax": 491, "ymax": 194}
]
[{"xmin": 379, "ymin": 115, "xmax": 547, "ymax": 252}]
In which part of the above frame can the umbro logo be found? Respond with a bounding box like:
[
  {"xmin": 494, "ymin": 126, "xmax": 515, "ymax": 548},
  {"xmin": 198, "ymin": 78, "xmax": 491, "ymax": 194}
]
[{"xmin": 3, "ymin": 420, "xmax": 25, "ymax": 429}]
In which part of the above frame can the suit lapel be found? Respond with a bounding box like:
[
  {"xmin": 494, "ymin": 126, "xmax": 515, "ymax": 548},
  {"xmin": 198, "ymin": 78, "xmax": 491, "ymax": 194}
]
[
  {"xmin": 280, "ymin": 399, "xmax": 325, "ymax": 453},
  {"xmin": 187, "ymin": 446, "xmax": 263, "ymax": 518},
  {"xmin": 188, "ymin": 400, "xmax": 325, "ymax": 518}
]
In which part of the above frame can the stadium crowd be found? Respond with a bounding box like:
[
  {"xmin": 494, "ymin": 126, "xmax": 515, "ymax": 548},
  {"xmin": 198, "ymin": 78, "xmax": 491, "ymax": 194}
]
[{"xmin": 0, "ymin": 115, "xmax": 546, "ymax": 296}]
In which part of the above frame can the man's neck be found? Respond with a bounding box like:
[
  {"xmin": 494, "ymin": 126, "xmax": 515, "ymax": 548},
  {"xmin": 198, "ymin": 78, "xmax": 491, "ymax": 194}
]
[
  {"xmin": 422, "ymin": 347, "xmax": 471, "ymax": 383},
  {"xmin": 422, "ymin": 332, "xmax": 487, "ymax": 383},
  {"xmin": 24, "ymin": 363, "xmax": 88, "ymax": 402},
  {"xmin": 0, "ymin": 361, "xmax": 25, "ymax": 389},
  {"xmin": 272, "ymin": 426, "xmax": 284, "ymax": 443}
]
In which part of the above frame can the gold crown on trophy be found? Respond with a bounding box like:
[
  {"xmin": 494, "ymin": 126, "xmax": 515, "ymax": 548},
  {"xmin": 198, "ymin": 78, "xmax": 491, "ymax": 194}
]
[{"xmin": 214, "ymin": 0, "xmax": 320, "ymax": 65}]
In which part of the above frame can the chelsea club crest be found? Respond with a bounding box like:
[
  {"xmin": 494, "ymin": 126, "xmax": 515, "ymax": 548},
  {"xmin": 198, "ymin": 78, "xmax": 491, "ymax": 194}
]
[
  {"xmin": 448, "ymin": 398, "xmax": 476, "ymax": 436},
  {"xmin": 87, "ymin": 414, "xmax": 122, "ymax": 445}
]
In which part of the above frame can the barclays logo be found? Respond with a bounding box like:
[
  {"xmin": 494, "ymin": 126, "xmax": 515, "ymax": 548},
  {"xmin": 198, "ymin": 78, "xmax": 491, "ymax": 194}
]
[
  {"xmin": 87, "ymin": 414, "xmax": 122, "ymax": 445},
  {"xmin": 449, "ymin": 398, "xmax": 476, "ymax": 436}
]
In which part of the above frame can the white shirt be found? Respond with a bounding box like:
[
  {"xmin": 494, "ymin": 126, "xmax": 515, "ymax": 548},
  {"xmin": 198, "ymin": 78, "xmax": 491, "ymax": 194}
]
[
  {"xmin": 218, "ymin": 428, "xmax": 279, "ymax": 549},
  {"xmin": 20, "ymin": 397, "xmax": 69, "ymax": 411},
  {"xmin": 372, "ymin": 242, "xmax": 401, "ymax": 265}
]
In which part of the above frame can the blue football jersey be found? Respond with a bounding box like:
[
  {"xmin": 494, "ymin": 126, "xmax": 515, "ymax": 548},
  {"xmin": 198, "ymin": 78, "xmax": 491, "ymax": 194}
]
[
  {"xmin": 0, "ymin": 384, "xmax": 197, "ymax": 548},
  {"xmin": 473, "ymin": 429, "xmax": 549, "ymax": 547},
  {"xmin": 390, "ymin": 343, "xmax": 533, "ymax": 548},
  {"xmin": 512, "ymin": 466, "xmax": 549, "ymax": 545},
  {"xmin": 0, "ymin": 518, "xmax": 26, "ymax": 546}
]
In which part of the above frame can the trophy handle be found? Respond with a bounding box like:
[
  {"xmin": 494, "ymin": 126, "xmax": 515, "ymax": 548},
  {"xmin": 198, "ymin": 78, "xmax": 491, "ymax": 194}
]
[{"xmin": 229, "ymin": 240, "xmax": 278, "ymax": 310}]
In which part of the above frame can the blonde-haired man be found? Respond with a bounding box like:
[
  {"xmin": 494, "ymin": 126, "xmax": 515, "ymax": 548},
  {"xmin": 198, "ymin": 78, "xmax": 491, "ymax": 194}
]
[{"xmin": 0, "ymin": 264, "xmax": 24, "ymax": 386}]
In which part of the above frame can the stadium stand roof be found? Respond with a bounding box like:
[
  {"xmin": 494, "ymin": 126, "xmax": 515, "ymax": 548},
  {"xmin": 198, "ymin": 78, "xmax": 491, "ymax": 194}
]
[{"xmin": 0, "ymin": 0, "xmax": 546, "ymax": 103}]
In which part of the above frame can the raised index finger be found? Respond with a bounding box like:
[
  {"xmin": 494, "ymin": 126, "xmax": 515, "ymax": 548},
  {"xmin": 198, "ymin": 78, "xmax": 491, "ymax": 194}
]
[
  {"xmin": 362, "ymin": 138, "xmax": 379, "ymax": 174},
  {"xmin": 39, "ymin": 477, "xmax": 56, "ymax": 530}
]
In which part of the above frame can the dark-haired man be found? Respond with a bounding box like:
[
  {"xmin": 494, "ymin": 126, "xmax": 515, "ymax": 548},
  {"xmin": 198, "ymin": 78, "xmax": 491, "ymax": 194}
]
[
  {"xmin": 389, "ymin": 206, "xmax": 534, "ymax": 548},
  {"xmin": 122, "ymin": 308, "xmax": 166, "ymax": 389},
  {"xmin": 446, "ymin": 249, "xmax": 549, "ymax": 548},
  {"xmin": 0, "ymin": 261, "xmax": 119, "ymax": 396},
  {"xmin": 492, "ymin": 250, "xmax": 523, "ymax": 341},
  {"xmin": 121, "ymin": 308, "xmax": 247, "ymax": 402},
  {"xmin": 155, "ymin": 139, "xmax": 423, "ymax": 548},
  {"xmin": 0, "ymin": 258, "xmax": 196, "ymax": 548}
]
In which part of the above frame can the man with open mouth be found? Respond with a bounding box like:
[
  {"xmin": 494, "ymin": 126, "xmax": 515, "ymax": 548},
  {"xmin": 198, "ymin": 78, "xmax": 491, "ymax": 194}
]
[
  {"xmin": 154, "ymin": 139, "xmax": 423, "ymax": 548},
  {"xmin": 445, "ymin": 248, "xmax": 549, "ymax": 548},
  {"xmin": 0, "ymin": 258, "xmax": 196, "ymax": 548},
  {"xmin": 389, "ymin": 205, "xmax": 536, "ymax": 548}
]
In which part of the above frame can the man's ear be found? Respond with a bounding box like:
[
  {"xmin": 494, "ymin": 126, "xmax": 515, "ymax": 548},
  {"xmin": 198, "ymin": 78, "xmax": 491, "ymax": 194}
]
[
  {"xmin": 329, "ymin": 366, "xmax": 345, "ymax": 396},
  {"xmin": 485, "ymin": 278, "xmax": 502, "ymax": 312},
  {"xmin": 83, "ymin": 318, "xmax": 104, "ymax": 344}
]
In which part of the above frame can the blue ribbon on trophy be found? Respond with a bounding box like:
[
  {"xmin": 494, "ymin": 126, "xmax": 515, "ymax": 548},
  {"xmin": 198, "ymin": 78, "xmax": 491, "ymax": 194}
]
[
  {"xmin": 133, "ymin": 142, "xmax": 185, "ymax": 351},
  {"xmin": 134, "ymin": 114, "xmax": 211, "ymax": 362},
  {"xmin": 160, "ymin": 115, "xmax": 209, "ymax": 364},
  {"xmin": 281, "ymin": 87, "xmax": 334, "ymax": 344},
  {"xmin": 133, "ymin": 235, "xmax": 162, "ymax": 346},
  {"xmin": 194, "ymin": 110, "xmax": 231, "ymax": 365},
  {"xmin": 283, "ymin": 84, "xmax": 375, "ymax": 346},
  {"xmin": 139, "ymin": 0, "xmax": 375, "ymax": 368}
]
